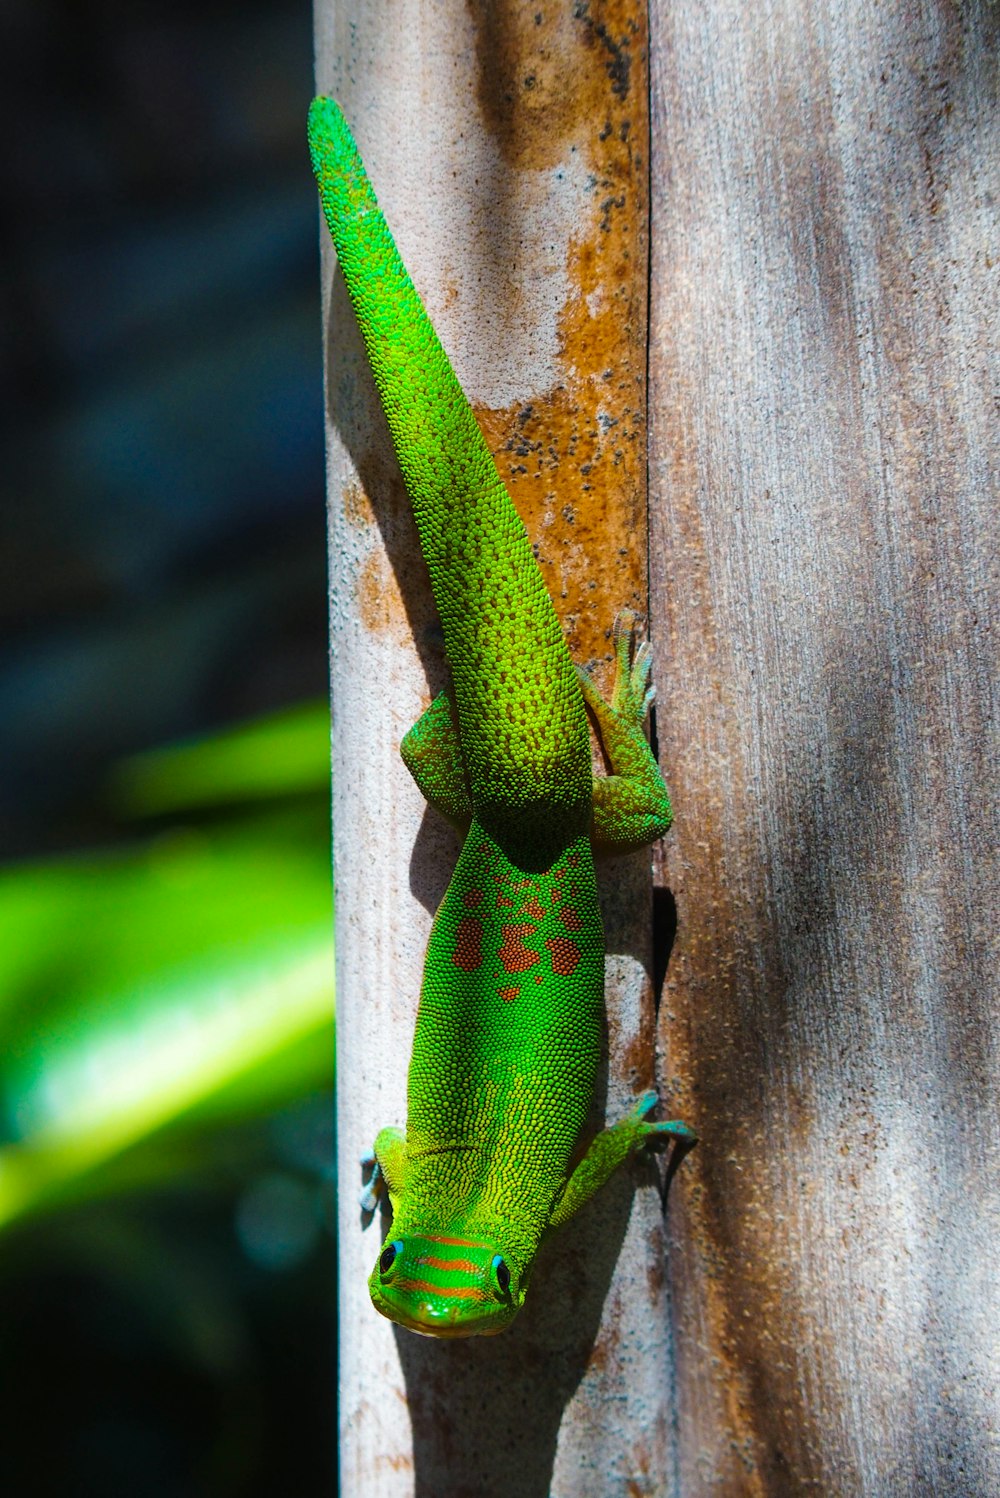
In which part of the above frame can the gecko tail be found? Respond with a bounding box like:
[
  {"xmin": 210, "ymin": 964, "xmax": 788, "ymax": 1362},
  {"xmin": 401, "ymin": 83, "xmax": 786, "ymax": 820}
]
[{"xmin": 309, "ymin": 97, "xmax": 590, "ymax": 816}]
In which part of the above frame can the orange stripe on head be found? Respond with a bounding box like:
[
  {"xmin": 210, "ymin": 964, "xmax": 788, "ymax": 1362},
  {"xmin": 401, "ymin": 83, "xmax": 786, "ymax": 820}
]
[
  {"xmin": 393, "ymin": 1278, "xmax": 487, "ymax": 1301},
  {"xmin": 416, "ymin": 1256, "xmax": 481, "ymax": 1274}
]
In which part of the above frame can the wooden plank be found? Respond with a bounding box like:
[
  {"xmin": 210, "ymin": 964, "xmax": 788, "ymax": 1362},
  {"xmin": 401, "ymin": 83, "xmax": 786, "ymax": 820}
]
[
  {"xmin": 315, "ymin": 2, "xmax": 677, "ymax": 1491},
  {"xmin": 648, "ymin": 0, "xmax": 999, "ymax": 1490}
]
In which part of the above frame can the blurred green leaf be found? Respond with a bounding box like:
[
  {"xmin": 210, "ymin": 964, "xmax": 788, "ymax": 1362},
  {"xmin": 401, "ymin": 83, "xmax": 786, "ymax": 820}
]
[
  {"xmin": 0, "ymin": 702, "xmax": 334, "ymax": 1232},
  {"xmin": 108, "ymin": 699, "xmax": 332, "ymax": 814}
]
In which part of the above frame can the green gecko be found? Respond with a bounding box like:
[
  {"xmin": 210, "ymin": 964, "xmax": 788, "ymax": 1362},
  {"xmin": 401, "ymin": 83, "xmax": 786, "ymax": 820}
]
[{"xmin": 308, "ymin": 97, "xmax": 695, "ymax": 1338}]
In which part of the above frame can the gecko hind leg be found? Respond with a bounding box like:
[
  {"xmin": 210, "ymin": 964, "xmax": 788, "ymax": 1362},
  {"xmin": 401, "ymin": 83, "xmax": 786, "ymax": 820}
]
[
  {"xmin": 579, "ymin": 610, "xmax": 673, "ymax": 853},
  {"xmin": 400, "ymin": 690, "xmax": 472, "ymax": 833}
]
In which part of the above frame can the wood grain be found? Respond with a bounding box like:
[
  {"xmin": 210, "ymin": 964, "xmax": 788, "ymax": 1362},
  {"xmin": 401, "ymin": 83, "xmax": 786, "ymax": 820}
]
[{"xmin": 648, "ymin": 1, "xmax": 999, "ymax": 1491}]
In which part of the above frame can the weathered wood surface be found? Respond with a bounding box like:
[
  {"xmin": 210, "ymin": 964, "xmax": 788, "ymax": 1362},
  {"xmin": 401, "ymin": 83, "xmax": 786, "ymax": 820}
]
[
  {"xmin": 316, "ymin": 2, "xmax": 676, "ymax": 1493},
  {"xmin": 649, "ymin": 0, "xmax": 999, "ymax": 1492}
]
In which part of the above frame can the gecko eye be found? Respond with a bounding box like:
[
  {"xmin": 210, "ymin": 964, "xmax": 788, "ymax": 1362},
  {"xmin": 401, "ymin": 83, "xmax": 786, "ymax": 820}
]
[
  {"xmin": 379, "ymin": 1241, "xmax": 403, "ymax": 1275},
  {"xmin": 492, "ymin": 1255, "xmax": 511, "ymax": 1294}
]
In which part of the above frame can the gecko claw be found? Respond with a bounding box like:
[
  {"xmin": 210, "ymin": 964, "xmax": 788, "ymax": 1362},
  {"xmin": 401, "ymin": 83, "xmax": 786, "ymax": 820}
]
[
  {"xmin": 632, "ymin": 1088, "xmax": 660, "ymax": 1119},
  {"xmin": 608, "ymin": 612, "xmax": 658, "ymax": 726}
]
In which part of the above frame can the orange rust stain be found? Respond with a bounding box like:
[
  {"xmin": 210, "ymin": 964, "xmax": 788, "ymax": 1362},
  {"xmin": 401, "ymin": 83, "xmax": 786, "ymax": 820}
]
[
  {"xmin": 467, "ymin": 1, "xmax": 649, "ymax": 681},
  {"xmin": 341, "ymin": 479, "xmax": 375, "ymax": 530},
  {"xmin": 545, "ymin": 935, "xmax": 582, "ymax": 976},
  {"xmin": 453, "ymin": 917, "xmax": 484, "ymax": 972},
  {"xmin": 496, "ymin": 893, "xmax": 515, "ymax": 908},
  {"xmin": 476, "ymin": 386, "xmax": 645, "ymax": 677},
  {"xmin": 463, "ymin": 888, "xmax": 485, "ymax": 907},
  {"xmin": 469, "ymin": 0, "xmax": 643, "ymax": 169},
  {"xmin": 499, "ymin": 924, "xmax": 541, "ymax": 974},
  {"xmin": 498, "ymin": 986, "xmax": 520, "ymax": 1003},
  {"xmin": 588, "ymin": 1311, "xmax": 622, "ymax": 1374},
  {"xmin": 559, "ymin": 904, "xmax": 583, "ymax": 931},
  {"xmin": 357, "ymin": 546, "xmax": 409, "ymax": 642},
  {"xmin": 621, "ymin": 1020, "xmax": 654, "ymax": 1088}
]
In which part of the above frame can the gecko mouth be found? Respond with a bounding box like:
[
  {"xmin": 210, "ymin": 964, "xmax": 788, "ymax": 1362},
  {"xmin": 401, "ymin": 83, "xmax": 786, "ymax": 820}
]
[
  {"xmin": 370, "ymin": 1284, "xmax": 519, "ymax": 1338},
  {"xmin": 388, "ymin": 1307, "xmax": 512, "ymax": 1339}
]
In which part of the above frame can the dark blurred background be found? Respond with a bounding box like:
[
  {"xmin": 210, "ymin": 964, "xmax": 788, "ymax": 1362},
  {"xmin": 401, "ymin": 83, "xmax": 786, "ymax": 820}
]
[{"xmin": 0, "ymin": 0, "xmax": 335, "ymax": 1492}]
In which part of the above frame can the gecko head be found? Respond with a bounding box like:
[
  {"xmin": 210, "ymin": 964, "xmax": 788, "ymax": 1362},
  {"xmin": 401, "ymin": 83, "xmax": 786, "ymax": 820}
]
[{"xmin": 368, "ymin": 1231, "xmax": 525, "ymax": 1337}]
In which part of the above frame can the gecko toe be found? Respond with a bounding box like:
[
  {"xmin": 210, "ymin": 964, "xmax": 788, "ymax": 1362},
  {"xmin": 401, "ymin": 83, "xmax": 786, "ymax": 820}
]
[{"xmin": 632, "ymin": 1088, "xmax": 659, "ymax": 1118}]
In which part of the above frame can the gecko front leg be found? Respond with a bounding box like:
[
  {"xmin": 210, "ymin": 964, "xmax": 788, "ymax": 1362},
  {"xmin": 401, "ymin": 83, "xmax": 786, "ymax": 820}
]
[
  {"xmin": 360, "ymin": 1126, "xmax": 408, "ymax": 1214},
  {"xmin": 545, "ymin": 1091, "xmax": 696, "ymax": 1234}
]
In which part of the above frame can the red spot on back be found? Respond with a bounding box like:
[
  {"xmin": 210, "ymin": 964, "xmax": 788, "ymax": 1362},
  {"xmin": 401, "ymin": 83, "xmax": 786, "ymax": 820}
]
[
  {"xmin": 453, "ymin": 917, "xmax": 484, "ymax": 972},
  {"xmin": 568, "ymin": 854, "xmax": 580, "ymax": 867},
  {"xmin": 499, "ymin": 924, "xmax": 540, "ymax": 974},
  {"xmin": 496, "ymin": 894, "xmax": 515, "ymax": 908},
  {"xmin": 559, "ymin": 905, "xmax": 582, "ymax": 931},
  {"xmin": 463, "ymin": 887, "xmax": 484, "ymax": 907},
  {"xmin": 520, "ymin": 897, "xmax": 546, "ymax": 919},
  {"xmin": 498, "ymin": 986, "xmax": 519, "ymax": 1002},
  {"xmin": 545, "ymin": 936, "xmax": 581, "ymax": 976}
]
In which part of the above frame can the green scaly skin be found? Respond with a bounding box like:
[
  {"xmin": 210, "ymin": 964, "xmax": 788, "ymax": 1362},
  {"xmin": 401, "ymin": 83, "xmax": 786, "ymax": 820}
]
[{"xmin": 309, "ymin": 97, "xmax": 695, "ymax": 1338}]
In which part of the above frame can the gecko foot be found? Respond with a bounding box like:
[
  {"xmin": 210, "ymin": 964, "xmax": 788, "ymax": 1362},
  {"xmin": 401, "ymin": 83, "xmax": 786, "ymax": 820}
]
[
  {"xmin": 576, "ymin": 610, "xmax": 656, "ymax": 738},
  {"xmin": 359, "ymin": 1154, "xmax": 383, "ymax": 1214},
  {"xmin": 631, "ymin": 1089, "xmax": 698, "ymax": 1153},
  {"xmin": 610, "ymin": 610, "xmax": 655, "ymax": 726}
]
